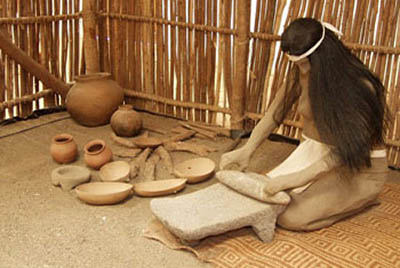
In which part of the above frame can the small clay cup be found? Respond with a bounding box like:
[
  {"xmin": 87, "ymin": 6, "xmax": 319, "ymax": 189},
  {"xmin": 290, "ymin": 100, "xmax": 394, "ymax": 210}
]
[
  {"xmin": 50, "ymin": 133, "xmax": 78, "ymax": 164},
  {"xmin": 84, "ymin": 139, "xmax": 113, "ymax": 170}
]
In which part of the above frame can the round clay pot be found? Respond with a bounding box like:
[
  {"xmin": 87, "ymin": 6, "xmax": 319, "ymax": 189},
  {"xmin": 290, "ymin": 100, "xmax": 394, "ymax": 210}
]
[
  {"xmin": 50, "ymin": 133, "xmax": 78, "ymax": 164},
  {"xmin": 66, "ymin": 72, "xmax": 125, "ymax": 127},
  {"xmin": 110, "ymin": 104, "xmax": 142, "ymax": 137},
  {"xmin": 84, "ymin": 139, "xmax": 113, "ymax": 170}
]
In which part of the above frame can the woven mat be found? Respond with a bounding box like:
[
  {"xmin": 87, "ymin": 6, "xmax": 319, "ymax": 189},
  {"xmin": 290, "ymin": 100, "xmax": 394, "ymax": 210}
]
[{"xmin": 144, "ymin": 183, "xmax": 400, "ymax": 268}]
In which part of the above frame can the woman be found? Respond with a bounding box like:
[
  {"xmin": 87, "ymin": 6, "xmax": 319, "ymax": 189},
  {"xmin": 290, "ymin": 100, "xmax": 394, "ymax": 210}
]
[{"xmin": 219, "ymin": 18, "xmax": 389, "ymax": 231}]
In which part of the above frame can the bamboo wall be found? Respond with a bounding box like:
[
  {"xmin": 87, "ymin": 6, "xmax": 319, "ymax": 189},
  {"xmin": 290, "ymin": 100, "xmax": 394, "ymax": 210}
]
[
  {"xmin": 0, "ymin": 0, "xmax": 399, "ymax": 167},
  {"xmin": 0, "ymin": 0, "xmax": 83, "ymax": 119}
]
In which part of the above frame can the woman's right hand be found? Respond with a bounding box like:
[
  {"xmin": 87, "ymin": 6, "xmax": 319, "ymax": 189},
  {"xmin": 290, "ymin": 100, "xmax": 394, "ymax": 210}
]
[{"xmin": 219, "ymin": 147, "xmax": 251, "ymax": 171}]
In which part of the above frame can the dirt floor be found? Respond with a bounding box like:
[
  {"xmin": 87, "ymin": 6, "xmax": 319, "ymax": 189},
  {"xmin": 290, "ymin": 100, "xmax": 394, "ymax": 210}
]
[{"xmin": 1, "ymin": 111, "xmax": 399, "ymax": 268}]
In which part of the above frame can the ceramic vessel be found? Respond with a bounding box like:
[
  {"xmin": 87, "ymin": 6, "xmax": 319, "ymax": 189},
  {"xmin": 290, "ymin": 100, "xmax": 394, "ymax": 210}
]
[
  {"xmin": 99, "ymin": 161, "xmax": 130, "ymax": 182},
  {"xmin": 50, "ymin": 133, "xmax": 78, "ymax": 164},
  {"xmin": 132, "ymin": 136, "xmax": 162, "ymax": 148},
  {"xmin": 66, "ymin": 72, "xmax": 124, "ymax": 127},
  {"xmin": 133, "ymin": 179, "xmax": 187, "ymax": 197},
  {"xmin": 110, "ymin": 104, "xmax": 142, "ymax": 137},
  {"xmin": 51, "ymin": 165, "xmax": 91, "ymax": 191},
  {"xmin": 84, "ymin": 139, "xmax": 113, "ymax": 170},
  {"xmin": 75, "ymin": 182, "xmax": 133, "ymax": 205},
  {"xmin": 174, "ymin": 157, "xmax": 216, "ymax": 183}
]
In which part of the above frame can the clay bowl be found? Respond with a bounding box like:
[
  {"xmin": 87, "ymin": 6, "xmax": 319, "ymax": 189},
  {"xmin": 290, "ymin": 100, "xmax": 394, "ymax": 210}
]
[
  {"xmin": 132, "ymin": 136, "xmax": 162, "ymax": 148},
  {"xmin": 75, "ymin": 182, "xmax": 133, "ymax": 205},
  {"xmin": 133, "ymin": 179, "xmax": 187, "ymax": 197},
  {"xmin": 174, "ymin": 157, "xmax": 216, "ymax": 183},
  {"xmin": 99, "ymin": 161, "xmax": 130, "ymax": 182},
  {"xmin": 51, "ymin": 165, "xmax": 91, "ymax": 191}
]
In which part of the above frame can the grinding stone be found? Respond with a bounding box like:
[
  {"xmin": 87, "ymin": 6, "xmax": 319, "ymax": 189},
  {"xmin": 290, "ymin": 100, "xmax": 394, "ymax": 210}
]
[{"xmin": 150, "ymin": 183, "xmax": 285, "ymax": 243}]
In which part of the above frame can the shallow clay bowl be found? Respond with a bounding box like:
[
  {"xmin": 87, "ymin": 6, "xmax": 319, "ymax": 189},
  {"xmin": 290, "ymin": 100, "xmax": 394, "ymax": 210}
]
[
  {"xmin": 99, "ymin": 161, "xmax": 130, "ymax": 182},
  {"xmin": 133, "ymin": 179, "xmax": 187, "ymax": 197},
  {"xmin": 132, "ymin": 136, "xmax": 162, "ymax": 148},
  {"xmin": 75, "ymin": 182, "xmax": 133, "ymax": 205},
  {"xmin": 174, "ymin": 157, "xmax": 216, "ymax": 183}
]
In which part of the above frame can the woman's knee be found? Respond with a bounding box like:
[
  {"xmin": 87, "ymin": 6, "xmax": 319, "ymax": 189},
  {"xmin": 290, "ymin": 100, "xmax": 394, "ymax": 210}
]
[{"xmin": 277, "ymin": 209, "xmax": 313, "ymax": 231}]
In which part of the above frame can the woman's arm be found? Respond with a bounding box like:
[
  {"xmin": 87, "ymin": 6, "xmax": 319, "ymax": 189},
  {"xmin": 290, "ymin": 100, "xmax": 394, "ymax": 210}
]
[
  {"xmin": 264, "ymin": 152, "xmax": 336, "ymax": 194},
  {"xmin": 220, "ymin": 77, "xmax": 299, "ymax": 170}
]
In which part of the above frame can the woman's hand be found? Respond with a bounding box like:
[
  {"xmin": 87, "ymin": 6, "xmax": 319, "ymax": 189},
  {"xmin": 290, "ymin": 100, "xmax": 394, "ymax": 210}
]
[{"xmin": 219, "ymin": 147, "xmax": 251, "ymax": 171}]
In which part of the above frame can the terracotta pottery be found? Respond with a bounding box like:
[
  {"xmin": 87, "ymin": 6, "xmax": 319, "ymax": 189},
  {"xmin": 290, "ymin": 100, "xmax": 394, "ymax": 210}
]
[
  {"xmin": 75, "ymin": 182, "xmax": 133, "ymax": 205},
  {"xmin": 133, "ymin": 179, "xmax": 187, "ymax": 197},
  {"xmin": 132, "ymin": 136, "xmax": 163, "ymax": 148},
  {"xmin": 50, "ymin": 133, "xmax": 78, "ymax": 164},
  {"xmin": 51, "ymin": 165, "xmax": 91, "ymax": 191},
  {"xmin": 110, "ymin": 104, "xmax": 142, "ymax": 137},
  {"xmin": 65, "ymin": 72, "xmax": 124, "ymax": 127},
  {"xmin": 174, "ymin": 157, "xmax": 216, "ymax": 183},
  {"xmin": 99, "ymin": 161, "xmax": 130, "ymax": 182},
  {"xmin": 84, "ymin": 139, "xmax": 113, "ymax": 170}
]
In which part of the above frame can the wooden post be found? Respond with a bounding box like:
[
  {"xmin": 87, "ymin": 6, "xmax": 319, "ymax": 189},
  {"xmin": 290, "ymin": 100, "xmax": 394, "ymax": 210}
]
[
  {"xmin": 83, "ymin": 0, "xmax": 100, "ymax": 74},
  {"xmin": 0, "ymin": 30, "xmax": 70, "ymax": 97},
  {"xmin": 231, "ymin": 1, "xmax": 250, "ymax": 130}
]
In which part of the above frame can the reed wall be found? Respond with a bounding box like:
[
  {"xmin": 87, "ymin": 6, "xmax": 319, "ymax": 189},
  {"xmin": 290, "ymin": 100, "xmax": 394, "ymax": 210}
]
[{"xmin": 0, "ymin": 0, "xmax": 399, "ymax": 167}]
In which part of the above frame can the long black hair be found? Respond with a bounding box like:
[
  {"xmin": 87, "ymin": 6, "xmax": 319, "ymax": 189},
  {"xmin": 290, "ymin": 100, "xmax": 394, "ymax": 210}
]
[{"xmin": 280, "ymin": 18, "xmax": 387, "ymax": 170}]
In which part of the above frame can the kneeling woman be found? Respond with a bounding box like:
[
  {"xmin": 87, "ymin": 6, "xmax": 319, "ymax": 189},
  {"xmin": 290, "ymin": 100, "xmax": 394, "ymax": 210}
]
[{"xmin": 220, "ymin": 18, "xmax": 389, "ymax": 231}]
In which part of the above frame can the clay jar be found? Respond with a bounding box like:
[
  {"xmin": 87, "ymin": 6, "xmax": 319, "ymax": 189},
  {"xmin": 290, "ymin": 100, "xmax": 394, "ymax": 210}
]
[
  {"xmin": 84, "ymin": 139, "xmax": 113, "ymax": 170},
  {"xmin": 66, "ymin": 72, "xmax": 124, "ymax": 127},
  {"xmin": 50, "ymin": 133, "xmax": 78, "ymax": 164},
  {"xmin": 110, "ymin": 104, "xmax": 143, "ymax": 137}
]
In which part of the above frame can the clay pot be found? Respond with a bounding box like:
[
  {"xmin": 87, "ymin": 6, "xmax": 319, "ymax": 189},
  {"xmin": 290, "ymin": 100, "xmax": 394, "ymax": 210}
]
[
  {"xmin": 66, "ymin": 72, "xmax": 125, "ymax": 127},
  {"xmin": 84, "ymin": 139, "xmax": 113, "ymax": 170},
  {"xmin": 110, "ymin": 104, "xmax": 142, "ymax": 137},
  {"xmin": 50, "ymin": 133, "xmax": 78, "ymax": 164}
]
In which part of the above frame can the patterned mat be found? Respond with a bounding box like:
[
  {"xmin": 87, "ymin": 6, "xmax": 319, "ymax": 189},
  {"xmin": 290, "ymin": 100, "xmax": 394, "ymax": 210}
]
[{"xmin": 144, "ymin": 183, "xmax": 400, "ymax": 268}]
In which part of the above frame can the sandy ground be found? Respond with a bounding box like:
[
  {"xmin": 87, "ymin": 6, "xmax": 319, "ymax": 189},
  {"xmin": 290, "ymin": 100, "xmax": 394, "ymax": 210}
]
[
  {"xmin": 1, "ymin": 111, "xmax": 399, "ymax": 268},
  {"xmin": 0, "ymin": 111, "xmax": 299, "ymax": 268}
]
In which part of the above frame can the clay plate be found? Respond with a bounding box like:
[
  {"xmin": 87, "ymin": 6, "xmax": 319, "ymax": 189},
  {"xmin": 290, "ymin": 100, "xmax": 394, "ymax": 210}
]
[
  {"xmin": 133, "ymin": 179, "xmax": 187, "ymax": 197},
  {"xmin": 174, "ymin": 157, "xmax": 215, "ymax": 183},
  {"xmin": 75, "ymin": 182, "xmax": 133, "ymax": 205},
  {"xmin": 132, "ymin": 136, "xmax": 162, "ymax": 148},
  {"xmin": 99, "ymin": 161, "xmax": 130, "ymax": 182}
]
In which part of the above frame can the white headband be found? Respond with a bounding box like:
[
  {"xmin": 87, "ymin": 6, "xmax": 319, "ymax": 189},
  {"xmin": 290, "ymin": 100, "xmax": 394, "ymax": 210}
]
[{"xmin": 286, "ymin": 22, "xmax": 343, "ymax": 62}]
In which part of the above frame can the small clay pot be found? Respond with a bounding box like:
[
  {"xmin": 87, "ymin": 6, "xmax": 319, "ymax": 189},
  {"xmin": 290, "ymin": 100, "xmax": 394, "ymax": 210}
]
[
  {"xmin": 50, "ymin": 133, "xmax": 78, "ymax": 164},
  {"xmin": 110, "ymin": 104, "xmax": 143, "ymax": 137},
  {"xmin": 84, "ymin": 139, "xmax": 113, "ymax": 170}
]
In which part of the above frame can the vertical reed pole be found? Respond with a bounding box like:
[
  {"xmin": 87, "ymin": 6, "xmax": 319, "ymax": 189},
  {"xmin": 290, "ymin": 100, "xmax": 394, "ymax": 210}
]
[
  {"xmin": 82, "ymin": 0, "xmax": 100, "ymax": 74},
  {"xmin": 231, "ymin": 0, "xmax": 250, "ymax": 130}
]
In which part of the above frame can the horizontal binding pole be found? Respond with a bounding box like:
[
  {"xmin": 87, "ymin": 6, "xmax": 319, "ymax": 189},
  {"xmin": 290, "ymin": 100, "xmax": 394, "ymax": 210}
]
[
  {"xmin": 0, "ymin": 89, "xmax": 53, "ymax": 112},
  {"xmin": 100, "ymin": 12, "xmax": 236, "ymax": 35},
  {"xmin": 0, "ymin": 13, "xmax": 82, "ymax": 25},
  {"xmin": 124, "ymin": 89, "xmax": 231, "ymax": 114}
]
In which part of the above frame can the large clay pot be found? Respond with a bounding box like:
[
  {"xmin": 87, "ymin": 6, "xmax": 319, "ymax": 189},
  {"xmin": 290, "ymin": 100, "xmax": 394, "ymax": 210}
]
[
  {"xmin": 84, "ymin": 139, "xmax": 113, "ymax": 170},
  {"xmin": 50, "ymin": 133, "xmax": 78, "ymax": 164},
  {"xmin": 110, "ymin": 104, "xmax": 142, "ymax": 137},
  {"xmin": 66, "ymin": 72, "xmax": 124, "ymax": 127}
]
